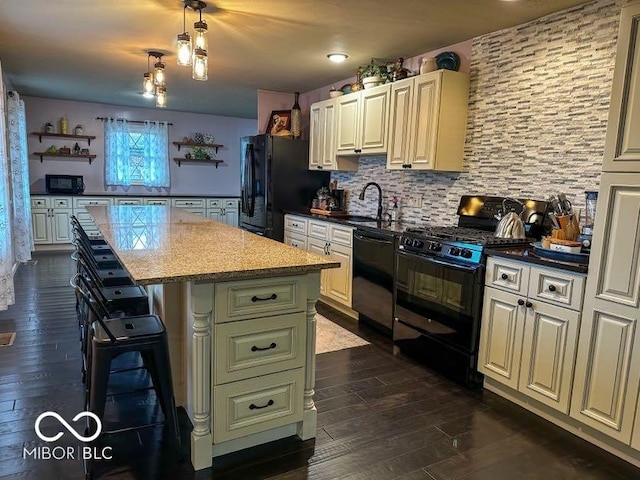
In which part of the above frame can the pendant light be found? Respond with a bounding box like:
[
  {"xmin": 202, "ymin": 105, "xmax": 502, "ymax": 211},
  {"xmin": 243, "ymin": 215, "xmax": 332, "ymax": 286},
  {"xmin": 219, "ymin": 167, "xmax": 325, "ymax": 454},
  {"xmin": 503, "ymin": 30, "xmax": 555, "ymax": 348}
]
[
  {"xmin": 153, "ymin": 53, "xmax": 166, "ymax": 87},
  {"xmin": 176, "ymin": 5, "xmax": 192, "ymax": 66},
  {"xmin": 192, "ymin": 46, "xmax": 208, "ymax": 81},
  {"xmin": 155, "ymin": 86, "xmax": 167, "ymax": 108},
  {"xmin": 193, "ymin": 8, "xmax": 208, "ymax": 52},
  {"xmin": 142, "ymin": 54, "xmax": 155, "ymax": 98}
]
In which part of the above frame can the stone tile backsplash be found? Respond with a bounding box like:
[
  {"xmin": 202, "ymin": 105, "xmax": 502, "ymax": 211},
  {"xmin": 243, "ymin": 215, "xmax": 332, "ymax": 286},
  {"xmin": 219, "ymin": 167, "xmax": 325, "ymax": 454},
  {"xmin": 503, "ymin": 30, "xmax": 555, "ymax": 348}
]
[{"xmin": 332, "ymin": 0, "xmax": 620, "ymax": 227}]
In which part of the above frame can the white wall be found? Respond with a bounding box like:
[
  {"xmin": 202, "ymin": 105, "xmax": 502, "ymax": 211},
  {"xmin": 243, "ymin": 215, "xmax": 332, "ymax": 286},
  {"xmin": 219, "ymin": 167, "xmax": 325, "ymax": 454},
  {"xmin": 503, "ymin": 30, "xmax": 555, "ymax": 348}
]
[{"xmin": 24, "ymin": 96, "xmax": 257, "ymax": 196}]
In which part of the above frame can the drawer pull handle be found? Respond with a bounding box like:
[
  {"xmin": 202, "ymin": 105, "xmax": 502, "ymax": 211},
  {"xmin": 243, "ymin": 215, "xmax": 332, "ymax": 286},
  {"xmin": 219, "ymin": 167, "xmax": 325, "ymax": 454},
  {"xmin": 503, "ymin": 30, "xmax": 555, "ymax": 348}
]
[
  {"xmin": 548, "ymin": 284, "xmax": 556, "ymax": 292},
  {"xmin": 249, "ymin": 399, "xmax": 274, "ymax": 410},
  {"xmin": 517, "ymin": 299, "xmax": 525, "ymax": 306},
  {"xmin": 251, "ymin": 293, "xmax": 277, "ymax": 302},
  {"xmin": 251, "ymin": 342, "xmax": 277, "ymax": 352},
  {"xmin": 501, "ymin": 273, "xmax": 509, "ymax": 280}
]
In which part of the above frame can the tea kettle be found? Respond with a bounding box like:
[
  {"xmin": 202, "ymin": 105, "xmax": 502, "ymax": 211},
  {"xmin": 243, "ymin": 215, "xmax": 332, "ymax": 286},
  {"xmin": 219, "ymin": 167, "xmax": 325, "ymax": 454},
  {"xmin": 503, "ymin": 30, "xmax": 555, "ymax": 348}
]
[{"xmin": 495, "ymin": 198, "xmax": 526, "ymax": 239}]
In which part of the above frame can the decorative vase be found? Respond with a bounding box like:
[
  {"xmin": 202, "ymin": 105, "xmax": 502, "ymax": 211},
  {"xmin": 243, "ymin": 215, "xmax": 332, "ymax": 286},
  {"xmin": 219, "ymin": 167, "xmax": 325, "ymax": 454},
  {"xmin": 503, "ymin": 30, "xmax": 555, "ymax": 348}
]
[
  {"xmin": 44, "ymin": 123, "xmax": 53, "ymax": 133},
  {"xmin": 74, "ymin": 124, "xmax": 83, "ymax": 135},
  {"xmin": 362, "ymin": 75, "xmax": 383, "ymax": 89},
  {"xmin": 59, "ymin": 116, "xmax": 68, "ymax": 134},
  {"xmin": 194, "ymin": 132, "xmax": 205, "ymax": 144},
  {"xmin": 420, "ymin": 57, "xmax": 437, "ymax": 74},
  {"xmin": 291, "ymin": 92, "xmax": 301, "ymax": 139}
]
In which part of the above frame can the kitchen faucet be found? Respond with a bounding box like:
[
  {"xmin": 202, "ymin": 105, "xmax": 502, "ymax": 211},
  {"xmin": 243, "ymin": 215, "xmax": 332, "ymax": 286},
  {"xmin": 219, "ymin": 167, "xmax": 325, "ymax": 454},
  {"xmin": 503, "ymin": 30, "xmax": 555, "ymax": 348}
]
[{"xmin": 358, "ymin": 182, "xmax": 383, "ymax": 220}]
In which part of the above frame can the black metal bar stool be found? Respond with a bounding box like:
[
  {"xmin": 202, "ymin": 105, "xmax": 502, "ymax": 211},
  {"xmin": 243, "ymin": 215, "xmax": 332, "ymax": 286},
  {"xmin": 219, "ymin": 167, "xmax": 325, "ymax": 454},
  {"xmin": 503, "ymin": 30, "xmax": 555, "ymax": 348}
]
[
  {"xmin": 74, "ymin": 248, "xmax": 133, "ymax": 288},
  {"xmin": 72, "ymin": 277, "xmax": 181, "ymax": 480},
  {"xmin": 71, "ymin": 215, "xmax": 111, "ymax": 251}
]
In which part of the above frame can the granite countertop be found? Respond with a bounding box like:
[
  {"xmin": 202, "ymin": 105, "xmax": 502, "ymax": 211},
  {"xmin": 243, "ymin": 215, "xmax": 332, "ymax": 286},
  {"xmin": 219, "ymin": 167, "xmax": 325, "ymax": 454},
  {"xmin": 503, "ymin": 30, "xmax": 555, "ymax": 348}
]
[
  {"xmin": 86, "ymin": 205, "xmax": 339, "ymax": 285},
  {"xmin": 286, "ymin": 210, "xmax": 409, "ymax": 236},
  {"xmin": 485, "ymin": 246, "xmax": 589, "ymax": 274},
  {"xmin": 32, "ymin": 192, "xmax": 239, "ymax": 198}
]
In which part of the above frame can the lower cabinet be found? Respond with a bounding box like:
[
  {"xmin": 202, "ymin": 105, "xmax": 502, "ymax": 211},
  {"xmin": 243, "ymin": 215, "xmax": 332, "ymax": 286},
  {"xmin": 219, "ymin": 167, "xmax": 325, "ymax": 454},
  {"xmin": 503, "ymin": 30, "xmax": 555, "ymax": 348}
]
[
  {"xmin": 31, "ymin": 196, "xmax": 73, "ymax": 245},
  {"xmin": 212, "ymin": 275, "xmax": 307, "ymax": 445},
  {"xmin": 284, "ymin": 215, "xmax": 353, "ymax": 309},
  {"xmin": 478, "ymin": 257, "xmax": 584, "ymax": 414},
  {"xmin": 207, "ymin": 199, "xmax": 239, "ymax": 227}
]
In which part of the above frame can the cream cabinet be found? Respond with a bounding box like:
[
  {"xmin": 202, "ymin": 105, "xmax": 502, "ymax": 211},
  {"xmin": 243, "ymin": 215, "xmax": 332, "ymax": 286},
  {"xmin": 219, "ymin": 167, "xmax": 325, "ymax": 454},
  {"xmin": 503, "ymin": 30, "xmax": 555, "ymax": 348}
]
[
  {"xmin": 387, "ymin": 70, "xmax": 469, "ymax": 171},
  {"xmin": 31, "ymin": 196, "xmax": 73, "ymax": 245},
  {"xmin": 211, "ymin": 275, "xmax": 307, "ymax": 444},
  {"xmin": 171, "ymin": 198, "xmax": 206, "ymax": 216},
  {"xmin": 72, "ymin": 196, "xmax": 113, "ymax": 239},
  {"xmin": 114, "ymin": 198, "xmax": 142, "ymax": 205},
  {"xmin": 479, "ymin": 257, "xmax": 585, "ymax": 414},
  {"xmin": 207, "ymin": 199, "xmax": 239, "ymax": 227},
  {"xmin": 309, "ymin": 98, "xmax": 337, "ymax": 170},
  {"xmin": 143, "ymin": 198, "xmax": 169, "ymax": 205},
  {"xmin": 284, "ymin": 215, "xmax": 353, "ymax": 308},
  {"xmin": 602, "ymin": 1, "xmax": 640, "ymax": 172},
  {"xmin": 569, "ymin": 173, "xmax": 640, "ymax": 444},
  {"xmin": 335, "ymin": 83, "xmax": 391, "ymax": 156}
]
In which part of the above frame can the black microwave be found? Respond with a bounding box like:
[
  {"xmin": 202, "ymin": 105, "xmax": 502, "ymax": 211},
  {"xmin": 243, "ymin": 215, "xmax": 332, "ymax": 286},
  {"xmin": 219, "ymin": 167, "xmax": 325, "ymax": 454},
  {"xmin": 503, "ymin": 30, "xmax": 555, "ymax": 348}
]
[{"xmin": 45, "ymin": 175, "xmax": 85, "ymax": 194}]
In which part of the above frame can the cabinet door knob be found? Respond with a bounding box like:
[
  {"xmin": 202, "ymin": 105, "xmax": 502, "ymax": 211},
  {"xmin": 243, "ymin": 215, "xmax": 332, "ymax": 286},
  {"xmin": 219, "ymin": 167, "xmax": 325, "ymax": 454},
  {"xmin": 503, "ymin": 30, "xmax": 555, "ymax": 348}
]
[
  {"xmin": 501, "ymin": 273, "xmax": 509, "ymax": 280},
  {"xmin": 548, "ymin": 284, "xmax": 556, "ymax": 292},
  {"xmin": 525, "ymin": 301, "xmax": 533, "ymax": 308},
  {"xmin": 517, "ymin": 299, "xmax": 525, "ymax": 306},
  {"xmin": 317, "ymin": 166, "xmax": 323, "ymax": 170},
  {"xmin": 354, "ymin": 149, "xmax": 361, "ymax": 154}
]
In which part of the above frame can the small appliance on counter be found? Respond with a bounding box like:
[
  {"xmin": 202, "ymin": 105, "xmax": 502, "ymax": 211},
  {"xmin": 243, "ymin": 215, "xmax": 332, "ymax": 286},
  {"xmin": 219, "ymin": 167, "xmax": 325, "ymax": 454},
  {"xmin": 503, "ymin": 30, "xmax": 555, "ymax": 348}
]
[
  {"xmin": 578, "ymin": 190, "xmax": 598, "ymax": 251},
  {"xmin": 310, "ymin": 181, "xmax": 348, "ymax": 216},
  {"xmin": 45, "ymin": 174, "xmax": 85, "ymax": 194}
]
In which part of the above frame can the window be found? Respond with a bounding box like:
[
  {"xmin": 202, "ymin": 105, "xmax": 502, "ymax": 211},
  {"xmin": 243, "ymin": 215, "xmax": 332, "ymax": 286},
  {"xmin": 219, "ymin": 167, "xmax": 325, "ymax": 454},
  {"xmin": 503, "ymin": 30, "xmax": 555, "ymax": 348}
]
[{"xmin": 104, "ymin": 119, "xmax": 170, "ymax": 188}]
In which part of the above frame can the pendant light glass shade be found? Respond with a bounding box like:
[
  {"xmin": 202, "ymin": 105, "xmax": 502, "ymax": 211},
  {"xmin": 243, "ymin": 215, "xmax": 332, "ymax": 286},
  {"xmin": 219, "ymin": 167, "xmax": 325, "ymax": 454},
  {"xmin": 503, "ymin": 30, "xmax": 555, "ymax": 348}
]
[
  {"xmin": 155, "ymin": 86, "xmax": 167, "ymax": 108},
  {"xmin": 192, "ymin": 47, "xmax": 208, "ymax": 81},
  {"xmin": 154, "ymin": 60, "xmax": 166, "ymax": 86},
  {"xmin": 194, "ymin": 19, "xmax": 207, "ymax": 52},
  {"xmin": 177, "ymin": 32, "xmax": 192, "ymax": 66},
  {"xmin": 142, "ymin": 72, "xmax": 155, "ymax": 98}
]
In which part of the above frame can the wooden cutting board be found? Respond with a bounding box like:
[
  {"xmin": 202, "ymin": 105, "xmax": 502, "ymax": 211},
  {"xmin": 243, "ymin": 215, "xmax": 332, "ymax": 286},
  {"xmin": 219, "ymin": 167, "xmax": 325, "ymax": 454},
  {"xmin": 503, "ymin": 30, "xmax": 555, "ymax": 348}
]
[{"xmin": 310, "ymin": 208, "xmax": 349, "ymax": 217}]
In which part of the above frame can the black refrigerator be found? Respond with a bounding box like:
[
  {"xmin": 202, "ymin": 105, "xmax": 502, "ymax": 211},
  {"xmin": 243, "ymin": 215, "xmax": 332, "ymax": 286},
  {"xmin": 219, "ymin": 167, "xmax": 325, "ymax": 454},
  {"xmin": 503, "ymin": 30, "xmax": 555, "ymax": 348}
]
[{"xmin": 240, "ymin": 135, "xmax": 330, "ymax": 241}]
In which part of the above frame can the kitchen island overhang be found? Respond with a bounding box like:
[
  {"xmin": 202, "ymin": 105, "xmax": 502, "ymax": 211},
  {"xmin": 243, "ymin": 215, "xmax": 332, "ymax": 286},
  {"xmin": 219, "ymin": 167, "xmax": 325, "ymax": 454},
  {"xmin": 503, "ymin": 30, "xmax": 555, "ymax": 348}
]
[{"xmin": 86, "ymin": 205, "xmax": 339, "ymax": 470}]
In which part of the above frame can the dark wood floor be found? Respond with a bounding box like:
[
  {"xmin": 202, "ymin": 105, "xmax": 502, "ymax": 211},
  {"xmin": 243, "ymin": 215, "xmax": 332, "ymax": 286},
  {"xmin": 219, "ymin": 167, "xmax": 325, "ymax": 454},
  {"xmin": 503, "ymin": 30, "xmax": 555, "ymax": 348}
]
[{"xmin": 1, "ymin": 253, "xmax": 640, "ymax": 479}]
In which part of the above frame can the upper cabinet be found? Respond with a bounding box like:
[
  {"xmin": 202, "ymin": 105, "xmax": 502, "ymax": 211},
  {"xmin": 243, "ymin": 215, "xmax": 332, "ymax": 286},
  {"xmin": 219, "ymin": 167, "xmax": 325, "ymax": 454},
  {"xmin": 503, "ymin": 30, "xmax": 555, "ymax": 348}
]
[
  {"xmin": 387, "ymin": 70, "xmax": 469, "ymax": 171},
  {"xmin": 309, "ymin": 98, "xmax": 357, "ymax": 171},
  {"xmin": 602, "ymin": 1, "xmax": 640, "ymax": 172},
  {"xmin": 335, "ymin": 83, "xmax": 391, "ymax": 156}
]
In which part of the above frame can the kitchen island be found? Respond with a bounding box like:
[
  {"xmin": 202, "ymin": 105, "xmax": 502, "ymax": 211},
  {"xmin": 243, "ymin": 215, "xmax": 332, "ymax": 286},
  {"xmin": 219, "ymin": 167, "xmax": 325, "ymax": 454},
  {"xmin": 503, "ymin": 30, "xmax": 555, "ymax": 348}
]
[{"xmin": 86, "ymin": 205, "xmax": 339, "ymax": 470}]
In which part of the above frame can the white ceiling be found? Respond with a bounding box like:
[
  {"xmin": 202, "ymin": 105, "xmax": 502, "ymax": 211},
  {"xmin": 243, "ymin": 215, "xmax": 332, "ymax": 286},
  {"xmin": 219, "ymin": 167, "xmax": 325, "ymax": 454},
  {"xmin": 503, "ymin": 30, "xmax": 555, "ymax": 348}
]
[{"xmin": 0, "ymin": 0, "xmax": 589, "ymax": 119}]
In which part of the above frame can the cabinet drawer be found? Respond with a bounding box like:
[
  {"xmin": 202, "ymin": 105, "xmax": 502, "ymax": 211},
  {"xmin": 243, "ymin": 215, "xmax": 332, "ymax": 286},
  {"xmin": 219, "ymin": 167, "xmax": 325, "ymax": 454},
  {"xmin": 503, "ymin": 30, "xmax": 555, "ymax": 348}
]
[
  {"xmin": 207, "ymin": 199, "xmax": 222, "ymax": 208},
  {"xmin": 284, "ymin": 232, "xmax": 307, "ymax": 251},
  {"xmin": 172, "ymin": 198, "xmax": 205, "ymax": 208},
  {"xmin": 486, "ymin": 257, "xmax": 529, "ymax": 295},
  {"xmin": 308, "ymin": 220, "xmax": 329, "ymax": 240},
  {"xmin": 528, "ymin": 266, "xmax": 585, "ymax": 311},
  {"xmin": 144, "ymin": 198, "xmax": 169, "ymax": 205},
  {"xmin": 329, "ymin": 224, "xmax": 353, "ymax": 247},
  {"xmin": 73, "ymin": 197, "xmax": 112, "ymax": 208},
  {"xmin": 215, "ymin": 276, "xmax": 306, "ymax": 323},
  {"xmin": 31, "ymin": 197, "xmax": 49, "ymax": 208},
  {"xmin": 213, "ymin": 368, "xmax": 304, "ymax": 443},
  {"xmin": 52, "ymin": 197, "xmax": 71, "ymax": 208},
  {"xmin": 224, "ymin": 199, "xmax": 239, "ymax": 208},
  {"xmin": 114, "ymin": 198, "xmax": 142, "ymax": 205},
  {"xmin": 285, "ymin": 216, "xmax": 308, "ymax": 236},
  {"xmin": 214, "ymin": 312, "xmax": 306, "ymax": 384}
]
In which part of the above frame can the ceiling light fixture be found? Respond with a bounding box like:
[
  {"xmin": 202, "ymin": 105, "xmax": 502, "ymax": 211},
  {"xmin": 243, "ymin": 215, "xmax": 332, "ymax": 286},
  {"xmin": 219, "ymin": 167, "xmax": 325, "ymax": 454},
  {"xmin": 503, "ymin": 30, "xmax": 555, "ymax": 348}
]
[
  {"xmin": 327, "ymin": 53, "xmax": 348, "ymax": 63},
  {"xmin": 142, "ymin": 51, "xmax": 168, "ymax": 108},
  {"xmin": 176, "ymin": 5, "xmax": 192, "ymax": 66},
  {"xmin": 179, "ymin": 0, "xmax": 209, "ymax": 81}
]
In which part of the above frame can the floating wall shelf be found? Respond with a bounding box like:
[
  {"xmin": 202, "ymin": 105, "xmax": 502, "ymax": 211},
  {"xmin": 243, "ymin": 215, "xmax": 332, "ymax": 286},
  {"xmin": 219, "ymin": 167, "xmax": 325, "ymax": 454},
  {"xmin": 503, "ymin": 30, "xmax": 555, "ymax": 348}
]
[
  {"xmin": 32, "ymin": 152, "xmax": 97, "ymax": 164},
  {"xmin": 172, "ymin": 141, "xmax": 223, "ymax": 153},
  {"xmin": 31, "ymin": 132, "xmax": 96, "ymax": 146},
  {"xmin": 173, "ymin": 158, "xmax": 224, "ymax": 168}
]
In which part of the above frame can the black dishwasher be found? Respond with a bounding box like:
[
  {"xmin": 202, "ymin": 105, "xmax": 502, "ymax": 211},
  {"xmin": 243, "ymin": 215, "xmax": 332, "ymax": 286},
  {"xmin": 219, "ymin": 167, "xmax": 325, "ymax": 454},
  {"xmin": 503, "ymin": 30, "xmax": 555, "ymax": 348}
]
[{"xmin": 352, "ymin": 229, "xmax": 396, "ymax": 334}]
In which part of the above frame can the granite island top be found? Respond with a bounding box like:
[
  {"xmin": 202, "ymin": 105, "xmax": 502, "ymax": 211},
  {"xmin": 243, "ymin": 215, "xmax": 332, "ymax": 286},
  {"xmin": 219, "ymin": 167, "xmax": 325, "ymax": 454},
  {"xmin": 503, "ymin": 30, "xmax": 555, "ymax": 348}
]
[{"xmin": 86, "ymin": 205, "xmax": 339, "ymax": 285}]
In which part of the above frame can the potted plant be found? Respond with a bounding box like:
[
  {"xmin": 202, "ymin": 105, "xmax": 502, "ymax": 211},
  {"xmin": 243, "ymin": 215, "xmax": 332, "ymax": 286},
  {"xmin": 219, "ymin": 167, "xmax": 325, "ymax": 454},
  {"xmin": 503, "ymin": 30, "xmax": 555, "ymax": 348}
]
[
  {"xmin": 359, "ymin": 60, "xmax": 386, "ymax": 89},
  {"xmin": 190, "ymin": 146, "xmax": 211, "ymax": 160}
]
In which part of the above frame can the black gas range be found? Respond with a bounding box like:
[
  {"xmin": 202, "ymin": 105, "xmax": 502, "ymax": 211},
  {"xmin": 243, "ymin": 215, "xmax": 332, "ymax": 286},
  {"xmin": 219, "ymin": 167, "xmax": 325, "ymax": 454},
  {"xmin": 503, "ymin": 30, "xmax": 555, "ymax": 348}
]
[{"xmin": 393, "ymin": 195, "xmax": 548, "ymax": 387}]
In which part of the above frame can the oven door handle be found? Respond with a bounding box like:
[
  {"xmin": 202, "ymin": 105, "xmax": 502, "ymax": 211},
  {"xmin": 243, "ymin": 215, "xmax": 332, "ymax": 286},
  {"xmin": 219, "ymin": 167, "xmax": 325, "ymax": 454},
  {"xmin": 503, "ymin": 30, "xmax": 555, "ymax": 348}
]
[{"xmin": 396, "ymin": 249, "xmax": 484, "ymax": 273}]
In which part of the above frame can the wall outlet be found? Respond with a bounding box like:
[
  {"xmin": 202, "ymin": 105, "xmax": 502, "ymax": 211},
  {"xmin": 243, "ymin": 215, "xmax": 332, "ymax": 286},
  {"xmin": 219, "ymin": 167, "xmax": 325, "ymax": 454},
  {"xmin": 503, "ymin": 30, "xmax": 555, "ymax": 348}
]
[{"xmin": 407, "ymin": 194, "xmax": 423, "ymax": 208}]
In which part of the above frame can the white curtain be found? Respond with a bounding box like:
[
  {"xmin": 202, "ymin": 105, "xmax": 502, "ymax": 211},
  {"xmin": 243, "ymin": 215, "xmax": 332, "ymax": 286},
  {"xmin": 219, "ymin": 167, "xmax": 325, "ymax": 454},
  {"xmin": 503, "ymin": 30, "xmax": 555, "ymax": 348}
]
[
  {"xmin": 7, "ymin": 91, "xmax": 33, "ymax": 262},
  {"xmin": 0, "ymin": 60, "xmax": 15, "ymax": 310},
  {"xmin": 104, "ymin": 118, "xmax": 131, "ymax": 187},
  {"xmin": 143, "ymin": 121, "xmax": 170, "ymax": 187}
]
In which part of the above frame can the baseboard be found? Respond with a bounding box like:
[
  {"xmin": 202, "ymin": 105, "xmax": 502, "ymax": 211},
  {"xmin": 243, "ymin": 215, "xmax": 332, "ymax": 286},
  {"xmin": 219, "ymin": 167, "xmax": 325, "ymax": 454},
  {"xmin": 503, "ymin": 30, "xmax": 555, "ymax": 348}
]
[
  {"xmin": 318, "ymin": 296, "xmax": 358, "ymax": 319},
  {"xmin": 34, "ymin": 244, "xmax": 75, "ymax": 252}
]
